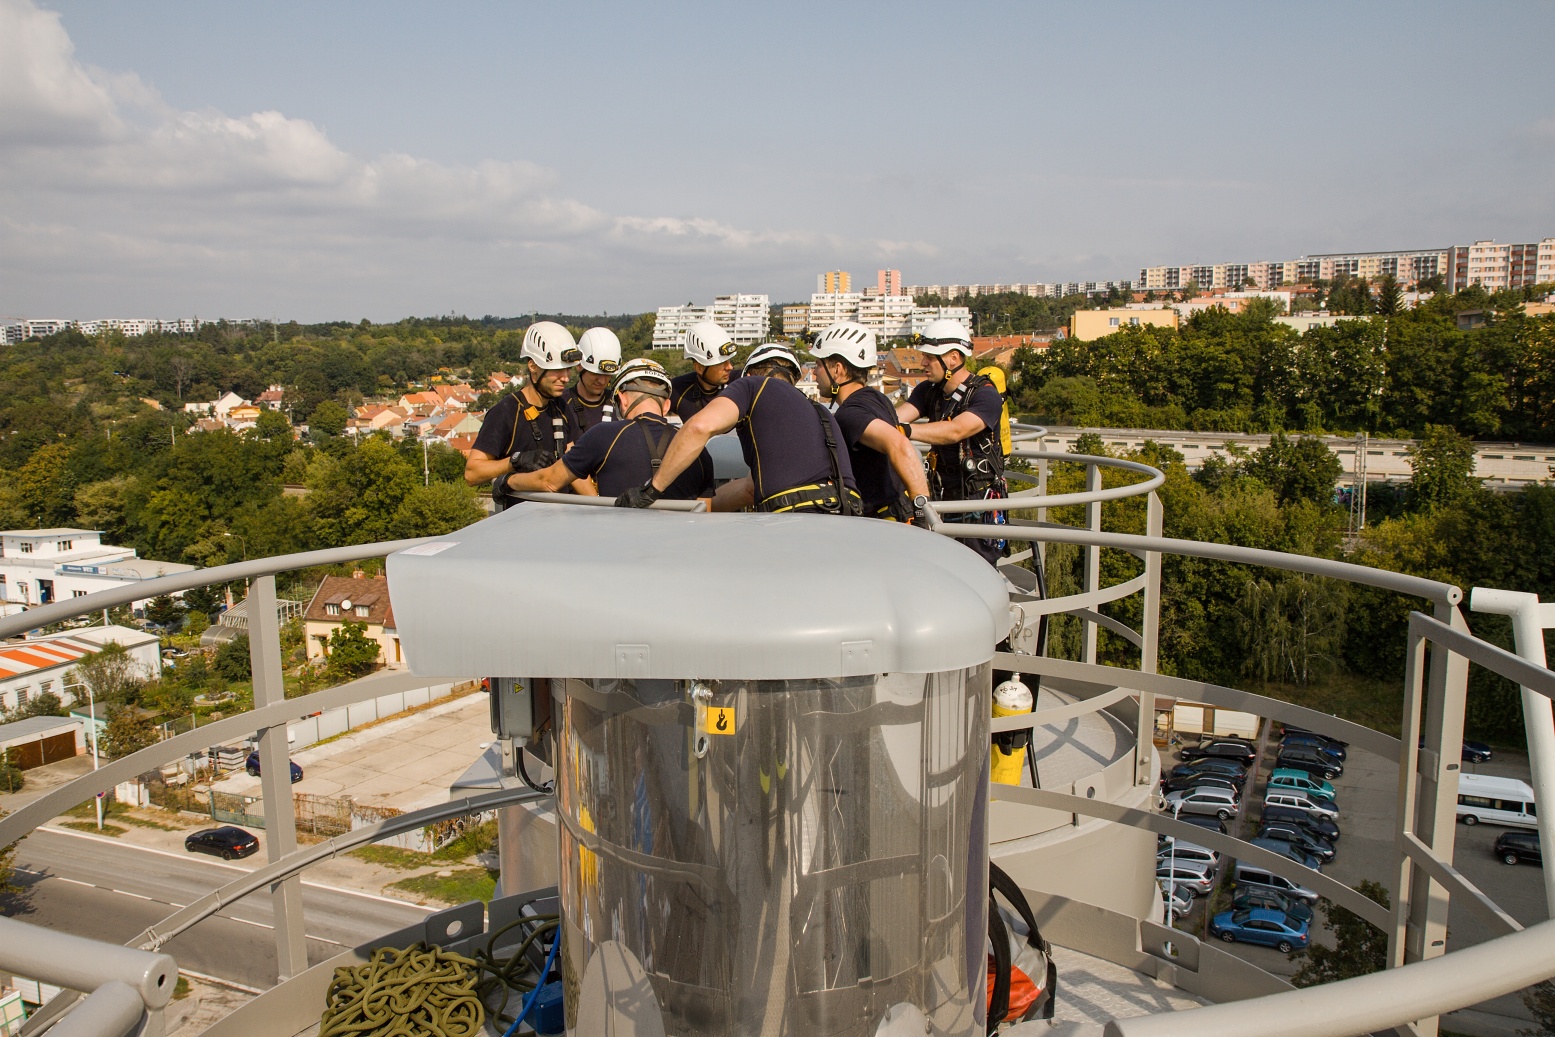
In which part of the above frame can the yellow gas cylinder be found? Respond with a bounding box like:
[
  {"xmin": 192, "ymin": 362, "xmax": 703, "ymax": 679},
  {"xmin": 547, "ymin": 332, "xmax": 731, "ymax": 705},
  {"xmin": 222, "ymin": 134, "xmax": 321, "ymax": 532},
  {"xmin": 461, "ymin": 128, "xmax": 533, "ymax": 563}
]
[{"xmin": 991, "ymin": 677, "xmax": 1033, "ymax": 785}]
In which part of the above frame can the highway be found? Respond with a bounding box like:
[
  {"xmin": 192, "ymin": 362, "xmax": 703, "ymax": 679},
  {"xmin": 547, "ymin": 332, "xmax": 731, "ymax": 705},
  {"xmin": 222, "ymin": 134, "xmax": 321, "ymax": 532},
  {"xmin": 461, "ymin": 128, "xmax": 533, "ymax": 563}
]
[{"xmin": 4, "ymin": 827, "xmax": 432, "ymax": 990}]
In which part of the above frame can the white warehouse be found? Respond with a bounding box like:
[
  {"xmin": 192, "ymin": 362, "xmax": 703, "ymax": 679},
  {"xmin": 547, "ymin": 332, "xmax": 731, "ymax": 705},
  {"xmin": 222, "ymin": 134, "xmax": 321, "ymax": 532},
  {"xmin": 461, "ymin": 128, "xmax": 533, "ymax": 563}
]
[{"xmin": 0, "ymin": 529, "xmax": 197, "ymax": 614}]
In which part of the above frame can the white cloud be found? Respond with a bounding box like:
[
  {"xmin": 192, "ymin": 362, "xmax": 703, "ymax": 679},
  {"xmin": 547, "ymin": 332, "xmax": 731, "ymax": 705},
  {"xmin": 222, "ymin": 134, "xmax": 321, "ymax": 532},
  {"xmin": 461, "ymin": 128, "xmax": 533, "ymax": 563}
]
[{"xmin": 0, "ymin": 0, "xmax": 929, "ymax": 318}]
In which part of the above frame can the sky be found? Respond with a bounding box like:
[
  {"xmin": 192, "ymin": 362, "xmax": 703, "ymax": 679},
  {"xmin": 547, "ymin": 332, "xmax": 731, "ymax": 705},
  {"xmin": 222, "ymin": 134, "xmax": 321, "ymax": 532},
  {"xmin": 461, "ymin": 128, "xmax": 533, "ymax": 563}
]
[{"xmin": 1, "ymin": 0, "xmax": 1552, "ymax": 323}]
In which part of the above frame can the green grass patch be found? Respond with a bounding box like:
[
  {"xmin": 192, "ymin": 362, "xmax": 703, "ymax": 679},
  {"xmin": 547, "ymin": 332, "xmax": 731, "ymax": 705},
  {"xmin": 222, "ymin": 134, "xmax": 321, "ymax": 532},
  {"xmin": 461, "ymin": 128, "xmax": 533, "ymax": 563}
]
[
  {"xmin": 350, "ymin": 845, "xmax": 437, "ymax": 871},
  {"xmin": 63, "ymin": 800, "xmax": 185, "ymax": 830},
  {"xmin": 173, "ymin": 977, "xmax": 191, "ymax": 1001},
  {"xmin": 388, "ymin": 868, "xmax": 497, "ymax": 905},
  {"xmin": 1248, "ymin": 673, "xmax": 1402, "ymax": 738},
  {"xmin": 62, "ymin": 820, "xmax": 127, "ymax": 836},
  {"xmin": 432, "ymin": 818, "xmax": 497, "ymax": 861}
]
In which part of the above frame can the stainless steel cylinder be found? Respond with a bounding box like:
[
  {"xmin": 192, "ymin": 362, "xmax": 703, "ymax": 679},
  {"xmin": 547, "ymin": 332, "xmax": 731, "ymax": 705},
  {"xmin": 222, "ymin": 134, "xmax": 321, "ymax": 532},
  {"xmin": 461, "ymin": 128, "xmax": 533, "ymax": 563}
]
[{"xmin": 554, "ymin": 666, "xmax": 990, "ymax": 1036}]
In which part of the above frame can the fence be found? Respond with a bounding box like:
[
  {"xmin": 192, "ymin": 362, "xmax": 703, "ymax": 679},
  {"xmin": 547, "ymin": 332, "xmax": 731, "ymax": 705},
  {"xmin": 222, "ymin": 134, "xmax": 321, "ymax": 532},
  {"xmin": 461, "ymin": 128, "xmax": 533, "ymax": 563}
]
[
  {"xmin": 280, "ymin": 680, "xmax": 463, "ymax": 750},
  {"xmin": 209, "ymin": 789, "xmax": 265, "ymax": 829}
]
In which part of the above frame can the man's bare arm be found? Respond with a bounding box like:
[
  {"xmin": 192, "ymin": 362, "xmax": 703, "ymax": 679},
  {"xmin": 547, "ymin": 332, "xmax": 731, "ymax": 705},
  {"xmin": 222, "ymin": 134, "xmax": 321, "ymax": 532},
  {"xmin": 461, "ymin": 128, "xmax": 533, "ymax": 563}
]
[
  {"xmin": 464, "ymin": 449, "xmax": 510, "ymax": 486},
  {"xmin": 859, "ymin": 418, "xmax": 930, "ymax": 500},
  {"xmin": 908, "ymin": 411, "xmax": 986, "ymax": 446},
  {"xmin": 650, "ymin": 398, "xmax": 739, "ymax": 493}
]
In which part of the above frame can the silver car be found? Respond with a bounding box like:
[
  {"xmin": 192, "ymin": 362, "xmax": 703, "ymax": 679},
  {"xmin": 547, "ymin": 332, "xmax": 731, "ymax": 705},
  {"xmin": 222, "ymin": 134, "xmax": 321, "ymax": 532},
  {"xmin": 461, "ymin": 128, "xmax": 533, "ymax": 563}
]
[
  {"xmin": 1155, "ymin": 857, "xmax": 1216, "ymax": 896},
  {"xmin": 1156, "ymin": 839, "xmax": 1219, "ymax": 868},
  {"xmin": 1164, "ymin": 786, "xmax": 1239, "ymax": 821}
]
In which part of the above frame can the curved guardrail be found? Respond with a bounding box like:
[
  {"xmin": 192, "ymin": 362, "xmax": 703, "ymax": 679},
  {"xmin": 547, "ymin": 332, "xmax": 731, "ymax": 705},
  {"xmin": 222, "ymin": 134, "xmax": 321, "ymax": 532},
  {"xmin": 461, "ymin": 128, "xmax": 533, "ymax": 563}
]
[{"xmin": 0, "ymin": 440, "xmax": 1549, "ymax": 1037}]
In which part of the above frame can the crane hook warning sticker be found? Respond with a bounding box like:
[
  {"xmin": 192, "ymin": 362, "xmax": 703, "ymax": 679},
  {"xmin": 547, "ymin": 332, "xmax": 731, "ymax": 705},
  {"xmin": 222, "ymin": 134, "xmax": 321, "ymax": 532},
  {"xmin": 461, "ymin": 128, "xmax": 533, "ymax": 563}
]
[{"xmin": 704, "ymin": 707, "xmax": 736, "ymax": 735}]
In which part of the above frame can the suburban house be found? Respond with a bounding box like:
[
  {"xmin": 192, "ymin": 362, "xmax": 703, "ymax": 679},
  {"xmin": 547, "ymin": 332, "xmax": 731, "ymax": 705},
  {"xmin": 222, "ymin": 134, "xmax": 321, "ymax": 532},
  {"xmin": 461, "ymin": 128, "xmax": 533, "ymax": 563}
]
[
  {"xmin": 302, "ymin": 573, "xmax": 403, "ymax": 671},
  {"xmin": 256, "ymin": 385, "xmax": 286, "ymax": 411}
]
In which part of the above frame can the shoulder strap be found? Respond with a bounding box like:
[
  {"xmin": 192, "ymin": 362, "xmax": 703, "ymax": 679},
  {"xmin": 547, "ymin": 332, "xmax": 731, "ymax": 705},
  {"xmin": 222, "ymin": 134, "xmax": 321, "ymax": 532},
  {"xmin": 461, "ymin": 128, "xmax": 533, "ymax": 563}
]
[
  {"xmin": 810, "ymin": 400, "xmax": 858, "ymax": 515},
  {"xmin": 640, "ymin": 419, "xmax": 675, "ymax": 470}
]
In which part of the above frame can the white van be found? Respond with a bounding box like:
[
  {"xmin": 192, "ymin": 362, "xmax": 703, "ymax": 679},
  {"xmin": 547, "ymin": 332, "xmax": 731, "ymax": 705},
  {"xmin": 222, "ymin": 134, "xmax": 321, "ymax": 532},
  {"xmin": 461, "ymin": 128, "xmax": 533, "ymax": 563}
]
[{"xmin": 1457, "ymin": 773, "xmax": 1537, "ymax": 829}]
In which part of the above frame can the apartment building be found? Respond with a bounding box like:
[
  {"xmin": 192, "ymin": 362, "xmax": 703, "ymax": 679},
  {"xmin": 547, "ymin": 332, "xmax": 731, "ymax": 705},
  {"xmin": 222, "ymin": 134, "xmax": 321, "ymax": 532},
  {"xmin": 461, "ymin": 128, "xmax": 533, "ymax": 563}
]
[
  {"xmin": 808, "ymin": 292, "xmax": 863, "ymax": 334},
  {"xmin": 876, "ymin": 269, "xmax": 903, "ymax": 296},
  {"xmin": 857, "ymin": 294, "xmax": 915, "ymax": 340},
  {"xmin": 651, "ymin": 305, "xmax": 714, "ymax": 350},
  {"xmin": 782, "ymin": 305, "xmax": 810, "ymax": 337},
  {"xmin": 817, "ymin": 270, "xmax": 852, "ymax": 294},
  {"xmin": 902, "ymin": 281, "xmax": 1131, "ymax": 299},
  {"xmin": 1070, "ymin": 309, "xmax": 1178, "ymax": 342},
  {"xmin": 1447, "ymin": 239, "xmax": 1555, "ymax": 292},
  {"xmin": 710, "ymin": 294, "xmax": 770, "ymax": 345},
  {"xmin": 0, "ymin": 529, "xmax": 197, "ymax": 613},
  {"xmin": 910, "ymin": 306, "xmax": 973, "ymax": 337}
]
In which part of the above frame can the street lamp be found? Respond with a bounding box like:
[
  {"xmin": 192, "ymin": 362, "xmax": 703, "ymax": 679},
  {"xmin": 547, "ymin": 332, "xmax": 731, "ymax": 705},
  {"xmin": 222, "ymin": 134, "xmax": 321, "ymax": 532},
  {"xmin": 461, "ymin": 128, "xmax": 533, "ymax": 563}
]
[
  {"xmin": 220, "ymin": 532, "xmax": 247, "ymax": 561},
  {"xmin": 64, "ymin": 679, "xmax": 103, "ymax": 831},
  {"xmin": 421, "ymin": 437, "xmax": 430, "ymax": 487},
  {"xmin": 1164, "ymin": 798, "xmax": 1186, "ymax": 928}
]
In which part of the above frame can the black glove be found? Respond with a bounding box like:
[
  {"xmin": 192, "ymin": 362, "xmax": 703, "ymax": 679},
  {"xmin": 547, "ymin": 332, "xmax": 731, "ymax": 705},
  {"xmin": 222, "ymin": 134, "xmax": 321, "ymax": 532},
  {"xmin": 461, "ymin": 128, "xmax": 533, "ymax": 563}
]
[
  {"xmin": 615, "ymin": 481, "xmax": 661, "ymax": 509},
  {"xmin": 509, "ymin": 449, "xmax": 554, "ymax": 473}
]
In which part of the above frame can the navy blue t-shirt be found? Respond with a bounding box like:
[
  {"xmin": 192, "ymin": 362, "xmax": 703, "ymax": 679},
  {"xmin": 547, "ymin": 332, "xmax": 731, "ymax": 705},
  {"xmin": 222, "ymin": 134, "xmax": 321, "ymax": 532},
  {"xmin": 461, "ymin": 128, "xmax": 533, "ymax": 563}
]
[
  {"xmin": 669, "ymin": 373, "xmax": 724, "ymax": 422},
  {"xmin": 561, "ymin": 384, "xmax": 613, "ymax": 441},
  {"xmin": 720, "ymin": 375, "xmax": 856, "ymax": 504},
  {"xmin": 834, "ymin": 386, "xmax": 908, "ymax": 515},
  {"xmin": 562, "ymin": 415, "xmax": 715, "ymax": 499},
  {"xmin": 907, "ymin": 375, "xmax": 1004, "ymax": 500},
  {"xmin": 472, "ymin": 392, "xmax": 570, "ymax": 459}
]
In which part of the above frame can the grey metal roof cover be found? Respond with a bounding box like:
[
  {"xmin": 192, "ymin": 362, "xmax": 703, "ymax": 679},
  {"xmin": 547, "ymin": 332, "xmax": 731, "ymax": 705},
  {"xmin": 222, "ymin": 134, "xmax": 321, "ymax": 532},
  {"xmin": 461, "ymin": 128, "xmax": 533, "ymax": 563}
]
[{"xmin": 387, "ymin": 503, "xmax": 1009, "ymax": 679}]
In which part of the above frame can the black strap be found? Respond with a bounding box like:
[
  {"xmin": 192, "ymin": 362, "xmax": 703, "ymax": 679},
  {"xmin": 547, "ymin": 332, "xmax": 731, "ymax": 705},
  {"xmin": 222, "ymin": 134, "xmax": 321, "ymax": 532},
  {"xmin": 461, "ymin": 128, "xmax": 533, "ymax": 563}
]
[
  {"xmin": 987, "ymin": 892, "xmax": 1011, "ymax": 1033},
  {"xmin": 990, "ymin": 860, "xmax": 1056, "ymax": 1021},
  {"xmin": 640, "ymin": 418, "xmax": 675, "ymax": 471},
  {"xmin": 810, "ymin": 401, "xmax": 861, "ymax": 516}
]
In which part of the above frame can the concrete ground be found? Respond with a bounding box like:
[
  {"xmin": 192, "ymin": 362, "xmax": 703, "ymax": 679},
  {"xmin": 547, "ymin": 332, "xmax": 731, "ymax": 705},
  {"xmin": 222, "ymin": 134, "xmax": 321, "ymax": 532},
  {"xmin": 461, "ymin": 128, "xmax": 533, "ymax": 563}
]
[{"xmin": 210, "ymin": 691, "xmax": 491, "ymax": 813}]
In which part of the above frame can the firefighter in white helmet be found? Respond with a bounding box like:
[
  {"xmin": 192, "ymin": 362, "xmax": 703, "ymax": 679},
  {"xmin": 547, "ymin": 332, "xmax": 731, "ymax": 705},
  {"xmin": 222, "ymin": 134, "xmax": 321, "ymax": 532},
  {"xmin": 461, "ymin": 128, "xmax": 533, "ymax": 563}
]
[
  {"xmin": 618, "ymin": 343, "xmax": 860, "ymax": 515},
  {"xmin": 669, "ymin": 321, "xmax": 738, "ymax": 421},
  {"xmin": 895, "ymin": 318, "xmax": 1008, "ymax": 562},
  {"xmin": 502, "ymin": 358, "xmax": 717, "ymax": 502},
  {"xmin": 463, "ymin": 321, "xmax": 581, "ymax": 502},
  {"xmin": 563, "ymin": 327, "xmax": 622, "ymax": 440},
  {"xmin": 809, "ymin": 321, "xmax": 931, "ymax": 522}
]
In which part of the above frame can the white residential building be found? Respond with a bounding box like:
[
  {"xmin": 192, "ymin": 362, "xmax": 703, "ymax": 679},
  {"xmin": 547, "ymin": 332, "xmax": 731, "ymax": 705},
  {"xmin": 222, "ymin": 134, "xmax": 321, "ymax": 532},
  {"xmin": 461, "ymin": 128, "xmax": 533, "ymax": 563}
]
[
  {"xmin": 0, "ymin": 529, "xmax": 197, "ymax": 613},
  {"xmin": 0, "ymin": 324, "xmax": 22, "ymax": 345},
  {"xmin": 909, "ymin": 306, "xmax": 973, "ymax": 336},
  {"xmin": 808, "ymin": 292, "xmax": 863, "ymax": 334},
  {"xmin": 22, "ymin": 320, "xmax": 73, "ymax": 338},
  {"xmin": 710, "ymin": 294, "xmax": 770, "ymax": 345},
  {"xmin": 652, "ymin": 305, "xmax": 714, "ymax": 350},
  {"xmin": 857, "ymin": 294, "xmax": 915, "ymax": 341},
  {"xmin": 0, "ymin": 625, "xmax": 161, "ymax": 714}
]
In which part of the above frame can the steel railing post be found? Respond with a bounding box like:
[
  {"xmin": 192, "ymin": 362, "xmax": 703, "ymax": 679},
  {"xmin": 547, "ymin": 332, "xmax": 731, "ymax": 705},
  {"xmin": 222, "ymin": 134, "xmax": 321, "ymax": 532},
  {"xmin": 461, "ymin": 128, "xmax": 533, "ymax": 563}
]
[
  {"xmin": 1082, "ymin": 463, "xmax": 1102, "ymax": 666},
  {"xmin": 1389, "ymin": 622, "xmax": 1429, "ymax": 970},
  {"xmin": 1136, "ymin": 491, "xmax": 1163, "ymax": 785},
  {"xmin": 247, "ymin": 575, "xmax": 308, "ymax": 981}
]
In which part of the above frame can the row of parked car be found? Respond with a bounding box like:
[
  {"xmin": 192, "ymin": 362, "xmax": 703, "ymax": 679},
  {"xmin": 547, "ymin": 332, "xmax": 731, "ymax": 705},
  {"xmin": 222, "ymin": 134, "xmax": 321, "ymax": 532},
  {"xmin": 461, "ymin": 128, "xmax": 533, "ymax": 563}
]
[{"xmin": 1155, "ymin": 726, "xmax": 1353, "ymax": 950}]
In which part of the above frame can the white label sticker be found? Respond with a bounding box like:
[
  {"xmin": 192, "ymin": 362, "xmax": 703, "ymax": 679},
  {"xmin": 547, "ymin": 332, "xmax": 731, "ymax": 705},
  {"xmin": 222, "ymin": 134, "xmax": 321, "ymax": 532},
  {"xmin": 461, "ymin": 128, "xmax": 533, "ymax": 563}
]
[{"xmin": 399, "ymin": 541, "xmax": 459, "ymax": 556}]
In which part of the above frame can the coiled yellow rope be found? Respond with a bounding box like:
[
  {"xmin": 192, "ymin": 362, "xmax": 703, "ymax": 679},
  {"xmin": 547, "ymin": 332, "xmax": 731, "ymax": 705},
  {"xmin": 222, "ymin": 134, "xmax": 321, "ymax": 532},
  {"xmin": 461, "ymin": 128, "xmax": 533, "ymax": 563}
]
[{"xmin": 320, "ymin": 943, "xmax": 486, "ymax": 1037}]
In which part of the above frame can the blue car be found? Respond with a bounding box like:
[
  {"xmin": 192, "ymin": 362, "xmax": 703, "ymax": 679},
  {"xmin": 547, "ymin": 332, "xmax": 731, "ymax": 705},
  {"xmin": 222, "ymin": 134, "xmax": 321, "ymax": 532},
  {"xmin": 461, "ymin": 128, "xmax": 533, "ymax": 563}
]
[
  {"xmin": 1282, "ymin": 732, "xmax": 1346, "ymax": 761},
  {"xmin": 1249, "ymin": 836, "xmax": 1322, "ymax": 871},
  {"xmin": 1210, "ymin": 907, "xmax": 1310, "ymax": 953},
  {"xmin": 245, "ymin": 752, "xmax": 304, "ymax": 783}
]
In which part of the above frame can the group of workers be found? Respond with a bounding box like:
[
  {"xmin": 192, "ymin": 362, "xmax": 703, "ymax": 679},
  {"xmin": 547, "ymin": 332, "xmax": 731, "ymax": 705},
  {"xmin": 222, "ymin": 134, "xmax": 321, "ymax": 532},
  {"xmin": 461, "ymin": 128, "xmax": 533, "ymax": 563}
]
[{"xmin": 462, "ymin": 316, "xmax": 1011, "ymax": 562}]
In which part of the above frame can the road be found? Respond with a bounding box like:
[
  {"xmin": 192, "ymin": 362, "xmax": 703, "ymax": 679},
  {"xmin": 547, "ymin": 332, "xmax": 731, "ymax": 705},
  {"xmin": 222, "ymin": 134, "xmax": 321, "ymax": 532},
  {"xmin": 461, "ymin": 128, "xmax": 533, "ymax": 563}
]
[{"xmin": 4, "ymin": 827, "xmax": 432, "ymax": 990}]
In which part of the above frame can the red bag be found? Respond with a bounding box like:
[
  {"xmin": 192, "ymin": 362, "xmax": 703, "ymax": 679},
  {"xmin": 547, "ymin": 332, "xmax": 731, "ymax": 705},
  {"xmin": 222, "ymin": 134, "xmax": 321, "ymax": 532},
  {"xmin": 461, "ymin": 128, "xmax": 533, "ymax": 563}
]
[{"xmin": 986, "ymin": 955, "xmax": 1042, "ymax": 1022}]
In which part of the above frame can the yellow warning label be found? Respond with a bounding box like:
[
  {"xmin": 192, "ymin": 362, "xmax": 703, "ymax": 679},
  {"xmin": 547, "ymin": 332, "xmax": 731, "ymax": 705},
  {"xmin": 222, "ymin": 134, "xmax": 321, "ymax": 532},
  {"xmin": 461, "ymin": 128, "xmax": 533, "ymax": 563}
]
[{"xmin": 704, "ymin": 707, "xmax": 736, "ymax": 735}]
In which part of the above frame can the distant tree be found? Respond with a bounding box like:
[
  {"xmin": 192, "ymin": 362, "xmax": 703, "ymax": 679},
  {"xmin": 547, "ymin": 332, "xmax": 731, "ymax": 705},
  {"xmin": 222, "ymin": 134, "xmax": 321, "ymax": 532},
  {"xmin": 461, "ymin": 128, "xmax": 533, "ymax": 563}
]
[
  {"xmin": 325, "ymin": 621, "xmax": 381, "ymax": 681},
  {"xmin": 1521, "ymin": 980, "xmax": 1555, "ymax": 1035},
  {"xmin": 1236, "ymin": 574, "xmax": 1348, "ymax": 686},
  {"xmin": 1376, "ymin": 275, "xmax": 1403, "ymax": 316},
  {"xmin": 309, "ymin": 400, "xmax": 349, "ymax": 438},
  {"xmin": 1246, "ymin": 434, "xmax": 1343, "ymax": 507},
  {"xmin": 0, "ymin": 761, "xmax": 21, "ymax": 795},
  {"xmin": 144, "ymin": 594, "xmax": 186, "ymax": 629},
  {"xmin": 213, "ymin": 633, "xmax": 252, "ymax": 681},
  {"xmin": 12, "ymin": 442, "xmax": 76, "ymax": 527},
  {"xmin": 0, "ymin": 809, "xmax": 21, "ymax": 892},
  {"xmin": 73, "ymin": 476, "xmax": 134, "ymax": 543},
  {"xmin": 1408, "ymin": 424, "xmax": 1478, "ymax": 510},
  {"xmin": 251, "ymin": 409, "xmax": 292, "ymax": 441},
  {"xmin": 391, "ymin": 482, "xmax": 486, "ymax": 538},
  {"xmin": 3, "ymin": 691, "xmax": 66, "ymax": 724},
  {"xmin": 1291, "ymin": 880, "xmax": 1390, "ymax": 984},
  {"xmin": 183, "ymin": 584, "xmax": 223, "ymax": 620},
  {"xmin": 73, "ymin": 642, "xmax": 144, "ymax": 707},
  {"xmin": 101, "ymin": 705, "xmax": 158, "ymax": 759}
]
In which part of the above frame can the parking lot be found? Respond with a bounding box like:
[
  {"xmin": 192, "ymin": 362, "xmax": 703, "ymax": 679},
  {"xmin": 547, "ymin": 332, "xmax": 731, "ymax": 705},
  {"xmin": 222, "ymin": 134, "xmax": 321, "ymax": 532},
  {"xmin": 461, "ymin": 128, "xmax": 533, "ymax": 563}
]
[{"xmin": 1161, "ymin": 731, "xmax": 1548, "ymax": 1034}]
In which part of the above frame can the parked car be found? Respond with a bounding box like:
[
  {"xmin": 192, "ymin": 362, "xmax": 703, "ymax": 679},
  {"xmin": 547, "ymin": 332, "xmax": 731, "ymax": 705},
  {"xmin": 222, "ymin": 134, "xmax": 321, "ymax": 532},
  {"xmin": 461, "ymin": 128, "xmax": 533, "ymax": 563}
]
[
  {"xmin": 185, "ymin": 826, "xmax": 260, "ymax": 860},
  {"xmin": 1233, "ymin": 862, "xmax": 1318, "ymax": 905},
  {"xmin": 1160, "ymin": 882, "xmax": 1196, "ymax": 916},
  {"xmin": 1274, "ymin": 746, "xmax": 1342, "ymax": 780},
  {"xmin": 1156, "ymin": 839, "xmax": 1219, "ymax": 868},
  {"xmin": 1281, "ymin": 732, "xmax": 1347, "ymax": 761},
  {"xmin": 1280, "ymin": 725, "xmax": 1347, "ymax": 747},
  {"xmin": 1267, "ymin": 769, "xmax": 1337, "ymax": 803},
  {"xmin": 1167, "ymin": 758, "xmax": 1249, "ymax": 786},
  {"xmin": 1209, "ymin": 907, "xmax": 1310, "ymax": 953},
  {"xmin": 1177, "ymin": 814, "xmax": 1229, "ymax": 835},
  {"xmin": 1230, "ymin": 889, "xmax": 1314, "ymax": 925},
  {"xmin": 1165, "ymin": 787, "xmax": 1239, "ymax": 821},
  {"xmin": 245, "ymin": 752, "xmax": 304, "ymax": 783},
  {"xmin": 1494, "ymin": 831, "xmax": 1543, "ymax": 867},
  {"xmin": 1457, "ymin": 774, "xmax": 1537, "ymax": 829},
  {"xmin": 1161, "ymin": 773, "xmax": 1241, "ymax": 796},
  {"xmin": 1261, "ymin": 804, "xmax": 1340, "ymax": 842},
  {"xmin": 1257, "ymin": 823, "xmax": 1336, "ymax": 863},
  {"xmin": 1263, "ymin": 790, "xmax": 1339, "ymax": 820},
  {"xmin": 1178, "ymin": 740, "xmax": 1258, "ymax": 766},
  {"xmin": 1155, "ymin": 858, "xmax": 1216, "ymax": 896},
  {"xmin": 1417, "ymin": 737, "xmax": 1493, "ymax": 764},
  {"xmin": 1249, "ymin": 836, "xmax": 1322, "ymax": 871}
]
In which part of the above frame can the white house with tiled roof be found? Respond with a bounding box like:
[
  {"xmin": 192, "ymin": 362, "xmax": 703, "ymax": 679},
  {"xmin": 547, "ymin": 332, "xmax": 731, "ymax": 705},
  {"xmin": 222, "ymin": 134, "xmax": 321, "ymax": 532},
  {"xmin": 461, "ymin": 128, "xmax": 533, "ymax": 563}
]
[{"xmin": 0, "ymin": 624, "xmax": 159, "ymax": 713}]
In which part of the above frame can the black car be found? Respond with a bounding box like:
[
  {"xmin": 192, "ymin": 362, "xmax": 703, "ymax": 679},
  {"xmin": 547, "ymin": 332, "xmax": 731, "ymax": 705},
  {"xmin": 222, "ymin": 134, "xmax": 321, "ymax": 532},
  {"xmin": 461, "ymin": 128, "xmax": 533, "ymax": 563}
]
[
  {"xmin": 1258, "ymin": 823, "xmax": 1336, "ymax": 863},
  {"xmin": 1231, "ymin": 889, "xmax": 1314, "ymax": 925},
  {"xmin": 1417, "ymin": 738, "xmax": 1493, "ymax": 764},
  {"xmin": 1281, "ymin": 732, "xmax": 1346, "ymax": 761},
  {"xmin": 1178, "ymin": 740, "xmax": 1258, "ymax": 766},
  {"xmin": 185, "ymin": 826, "xmax": 260, "ymax": 860},
  {"xmin": 1281, "ymin": 725, "xmax": 1347, "ymax": 747},
  {"xmin": 1261, "ymin": 804, "xmax": 1340, "ymax": 842},
  {"xmin": 1275, "ymin": 747, "xmax": 1342, "ymax": 780},
  {"xmin": 1160, "ymin": 773, "xmax": 1241, "ymax": 796},
  {"xmin": 1494, "ymin": 831, "xmax": 1542, "ymax": 867},
  {"xmin": 1176, "ymin": 814, "xmax": 1229, "ymax": 835},
  {"xmin": 1167, "ymin": 759, "xmax": 1250, "ymax": 786},
  {"xmin": 245, "ymin": 752, "xmax": 304, "ymax": 783}
]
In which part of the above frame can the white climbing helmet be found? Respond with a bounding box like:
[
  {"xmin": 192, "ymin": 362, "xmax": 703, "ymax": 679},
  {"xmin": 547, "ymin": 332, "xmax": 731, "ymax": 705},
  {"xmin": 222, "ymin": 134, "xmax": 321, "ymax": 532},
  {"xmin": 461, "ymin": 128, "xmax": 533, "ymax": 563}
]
[
  {"xmin": 609, "ymin": 357, "xmax": 673, "ymax": 400},
  {"xmin": 577, "ymin": 327, "xmax": 622, "ymax": 375},
  {"xmin": 683, "ymin": 321, "xmax": 737, "ymax": 366},
  {"xmin": 521, "ymin": 321, "xmax": 581, "ymax": 370},
  {"xmin": 809, "ymin": 321, "xmax": 878, "ymax": 369},
  {"xmin": 742, "ymin": 342, "xmax": 802, "ymax": 379},
  {"xmin": 915, "ymin": 318, "xmax": 972, "ymax": 356}
]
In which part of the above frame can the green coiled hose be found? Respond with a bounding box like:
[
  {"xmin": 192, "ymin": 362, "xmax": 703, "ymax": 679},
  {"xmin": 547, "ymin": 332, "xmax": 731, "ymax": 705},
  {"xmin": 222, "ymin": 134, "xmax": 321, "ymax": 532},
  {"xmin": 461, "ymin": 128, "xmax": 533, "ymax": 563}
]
[{"xmin": 320, "ymin": 943, "xmax": 485, "ymax": 1037}]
